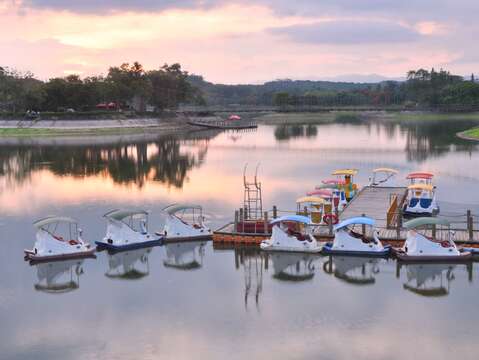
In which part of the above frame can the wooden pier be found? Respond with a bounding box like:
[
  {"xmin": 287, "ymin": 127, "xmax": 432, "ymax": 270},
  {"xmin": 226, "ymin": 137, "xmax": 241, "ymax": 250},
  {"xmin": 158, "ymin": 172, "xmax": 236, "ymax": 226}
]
[
  {"xmin": 188, "ymin": 119, "xmax": 257, "ymax": 130},
  {"xmin": 213, "ymin": 186, "xmax": 479, "ymax": 246}
]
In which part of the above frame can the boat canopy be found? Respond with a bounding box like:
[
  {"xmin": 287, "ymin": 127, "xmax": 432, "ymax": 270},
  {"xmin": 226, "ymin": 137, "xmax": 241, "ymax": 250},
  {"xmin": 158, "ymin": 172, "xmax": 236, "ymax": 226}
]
[
  {"xmin": 334, "ymin": 216, "xmax": 375, "ymax": 231},
  {"xmin": 404, "ymin": 217, "xmax": 450, "ymax": 230},
  {"xmin": 271, "ymin": 215, "xmax": 312, "ymax": 225},
  {"xmin": 104, "ymin": 209, "xmax": 148, "ymax": 221},
  {"xmin": 34, "ymin": 216, "xmax": 78, "ymax": 228},
  {"xmin": 316, "ymin": 183, "xmax": 339, "ymax": 190},
  {"xmin": 163, "ymin": 203, "xmax": 202, "ymax": 215},
  {"xmin": 322, "ymin": 179, "xmax": 346, "ymax": 185},
  {"xmin": 296, "ymin": 196, "xmax": 326, "ymax": 204},
  {"xmin": 408, "ymin": 184, "xmax": 434, "ymax": 191},
  {"xmin": 407, "ymin": 172, "xmax": 434, "ymax": 180},
  {"xmin": 306, "ymin": 189, "xmax": 333, "ymax": 197},
  {"xmin": 332, "ymin": 169, "xmax": 358, "ymax": 176},
  {"xmin": 373, "ymin": 167, "xmax": 398, "ymax": 174}
]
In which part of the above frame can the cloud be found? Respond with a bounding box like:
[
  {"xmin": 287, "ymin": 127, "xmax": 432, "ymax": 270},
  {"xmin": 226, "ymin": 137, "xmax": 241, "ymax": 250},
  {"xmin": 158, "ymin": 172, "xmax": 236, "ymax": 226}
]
[
  {"xmin": 269, "ymin": 20, "xmax": 421, "ymax": 45},
  {"xmin": 20, "ymin": 0, "xmax": 221, "ymax": 13}
]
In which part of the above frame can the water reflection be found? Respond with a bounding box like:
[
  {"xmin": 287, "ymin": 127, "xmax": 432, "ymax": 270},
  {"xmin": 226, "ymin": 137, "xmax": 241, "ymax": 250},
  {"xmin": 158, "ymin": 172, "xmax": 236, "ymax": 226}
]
[
  {"xmin": 163, "ymin": 241, "xmax": 206, "ymax": 270},
  {"xmin": 270, "ymin": 252, "xmax": 316, "ymax": 282},
  {"xmin": 33, "ymin": 259, "xmax": 85, "ymax": 294},
  {"xmin": 274, "ymin": 124, "xmax": 317, "ymax": 141},
  {"xmin": 0, "ymin": 131, "xmax": 219, "ymax": 190},
  {"xmin": 323, "ymin": 256, "xmax": 382, "ymax": 285},
  {"xmin": 398, "ymin": 262, "xmax": 473, "ymax": 297},
  {"xmin": 233, "ymin": 248, "xmax": 265, "ymax": 310},
  {"xmin": 105, "ymin": 247, "xmax": 152, "ymax": 280}
]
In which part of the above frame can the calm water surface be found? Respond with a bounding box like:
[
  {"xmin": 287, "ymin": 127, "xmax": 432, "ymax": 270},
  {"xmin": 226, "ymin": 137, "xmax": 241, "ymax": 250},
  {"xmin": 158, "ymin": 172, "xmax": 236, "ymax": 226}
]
[{"xmin": 1, "ymin": 116, "xmax": 479, "ymax": 359}]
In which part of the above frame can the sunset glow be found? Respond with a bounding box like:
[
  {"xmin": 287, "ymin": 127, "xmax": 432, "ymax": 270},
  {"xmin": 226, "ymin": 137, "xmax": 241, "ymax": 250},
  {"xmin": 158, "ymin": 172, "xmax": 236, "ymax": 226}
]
[{"xmin": 1, "ymin": 0, "xmax": 477, "ymax": 83}]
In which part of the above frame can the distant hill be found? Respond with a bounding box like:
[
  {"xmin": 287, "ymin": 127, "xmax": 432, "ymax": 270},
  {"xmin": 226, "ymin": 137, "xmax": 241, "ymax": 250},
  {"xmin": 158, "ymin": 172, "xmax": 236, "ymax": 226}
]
[{"xmin": 187, "ymin": 75, "xmax": 395, "ymax": 105}]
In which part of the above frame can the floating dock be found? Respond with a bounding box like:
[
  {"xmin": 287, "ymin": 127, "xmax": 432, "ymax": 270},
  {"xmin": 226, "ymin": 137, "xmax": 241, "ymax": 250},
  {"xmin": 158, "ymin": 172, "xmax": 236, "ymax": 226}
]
[{"xmin": 213, "ymin": 186, "xmax": 479, "ymax": 246}]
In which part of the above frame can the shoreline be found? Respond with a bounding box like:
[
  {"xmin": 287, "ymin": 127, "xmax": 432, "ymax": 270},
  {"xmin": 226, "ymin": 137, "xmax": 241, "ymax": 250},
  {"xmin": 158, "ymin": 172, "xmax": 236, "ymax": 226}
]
[
  {"xmin": 457, "ymin": 127, "xmax": 479, "ymax": 141},
  {"xmin": 0, "ymin": 115, "xmax": 223, "ymax": 137}
]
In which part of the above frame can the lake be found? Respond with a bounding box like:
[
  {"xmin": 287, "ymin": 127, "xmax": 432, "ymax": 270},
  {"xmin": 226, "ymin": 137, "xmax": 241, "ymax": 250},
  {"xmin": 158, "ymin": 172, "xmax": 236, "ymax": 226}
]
[{"xmin": 1, "ymin": 114, "xmax": 479, "ymax": 360}]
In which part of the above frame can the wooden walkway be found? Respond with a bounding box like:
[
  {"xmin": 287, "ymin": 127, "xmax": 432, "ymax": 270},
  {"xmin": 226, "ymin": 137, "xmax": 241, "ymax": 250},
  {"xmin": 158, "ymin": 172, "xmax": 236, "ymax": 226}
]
[{"xmin": 213, "ymin": 186, "xmax": 479, "ymax": 246}]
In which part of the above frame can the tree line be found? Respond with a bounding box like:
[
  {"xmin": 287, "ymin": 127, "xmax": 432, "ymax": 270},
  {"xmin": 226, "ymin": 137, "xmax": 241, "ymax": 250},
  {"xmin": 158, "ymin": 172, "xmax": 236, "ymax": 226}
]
[
  {"xmin": 0, "ymin": 62, "xmax": 204, "ymax": 113},
  {"xmin": 1, "ymin": 65, "xmax": 479, "ymax": 114},
  {"xmin": 272, "ymin": 69, "xmax": 479, "ymax": 108}
]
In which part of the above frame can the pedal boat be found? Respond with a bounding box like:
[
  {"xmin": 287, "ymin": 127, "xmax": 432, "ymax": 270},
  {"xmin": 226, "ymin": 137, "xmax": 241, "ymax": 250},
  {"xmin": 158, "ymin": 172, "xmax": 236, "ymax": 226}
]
[
  {"xmin": 296, "ymin": 196, "xmax": 329, "ymax": 225},
  {"xmin": 260, "ymin": 215, "xmax": 322, "ymax": 253},
  {"xmin": 331, "ymin": 169, "xmax": 359, "ymax": 201},
  {"xmin": 393, "ymin": 217, "xmax": 472, "ymax": 262},
  {"xmin": 96, "ymin": 209, "xmax": 163, "ymax": 251},
  {"xmin": 322, "ymin": 216, "xmax": 391, "ymax": 257},
  {"xmin": 24, "ymin": 216, "xmax": 95, "ymax": 262},
  {"xmin": 403, "ymin": 183, "xmax": 439, "ymax": 217},
  {"xmin": 369, "ymin": 168, "xmax": 398, "ymax": 187},
  {"xmin": 158, "ymin": 204, "xmax": 212, "ymax": 242}
]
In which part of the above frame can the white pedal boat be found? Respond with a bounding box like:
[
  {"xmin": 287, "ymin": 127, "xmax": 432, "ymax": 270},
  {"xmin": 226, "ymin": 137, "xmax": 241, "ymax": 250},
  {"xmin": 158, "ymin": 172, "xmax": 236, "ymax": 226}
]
[
  {"xmin": 159, "ymin": 204, "xmax": 212, "ymax": 242},
  {"xmin": 322, "ymin": 216, "xmax": 391, "ymax": 257},
  {"xmin": 369, "ymin": 168, "xmax": 398, "ymax": 187},
  {"xmin": 24, "ymin": 216, "xmax": 95, "ymax": 262},
  {"xmin": 393, "ymin": 217, "xmax": 472, "ymax": 262},
  {"xmin": 260, "ymin": 215, "xmax": 322, "ymax": 253},
  {"xmin": 96, "ymin": 209, "xmax": 163, "ymax": 251},
  {"xmin": 403, "ymin": 183, "xmax": 439, "ymax": 217}
]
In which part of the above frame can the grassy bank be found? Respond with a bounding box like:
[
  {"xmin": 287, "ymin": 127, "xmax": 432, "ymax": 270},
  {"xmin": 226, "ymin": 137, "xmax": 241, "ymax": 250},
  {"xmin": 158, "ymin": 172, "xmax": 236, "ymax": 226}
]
[
  {"xmin": 458, "ymin": 127, "xmax": 479, "ymax": 141},
  {"xmin": 0, "ymin": 125, "xmax": 182, "ymax": 137},
  {"xmin": 0, "ymin": 110, "xmax": 177, "ymax": 121}
]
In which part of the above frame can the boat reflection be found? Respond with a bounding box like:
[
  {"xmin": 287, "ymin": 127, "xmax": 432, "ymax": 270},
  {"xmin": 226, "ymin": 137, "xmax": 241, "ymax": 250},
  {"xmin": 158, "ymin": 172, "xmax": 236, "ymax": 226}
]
[
  {"xmin": 397, "ymin": 262, "xmax": 473, "ymax": 297},
  {"xmin": 323, "ymin": 256, "xmax": 383, "ymax": 285},
  {"xmin": 33, "ymin": 259, "xmax": 85, "ymax": 294},
  {"xmin": 163, "ymin": 241, "xmax": 206, "ymax": 270},
  {"xmin": 105, "ymin": 247, "xmax": 152, "ymax": 280},
  {"xmin": 270, "ymin": 252, "xmax": 316, "ymax": 282}
]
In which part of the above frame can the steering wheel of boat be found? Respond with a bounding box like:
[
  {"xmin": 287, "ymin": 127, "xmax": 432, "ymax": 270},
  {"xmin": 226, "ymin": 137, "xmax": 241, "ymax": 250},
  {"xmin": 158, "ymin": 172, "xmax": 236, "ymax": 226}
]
[{"xmin": 323, "ymin": 214, "xmax": 339, "ymax": 225}]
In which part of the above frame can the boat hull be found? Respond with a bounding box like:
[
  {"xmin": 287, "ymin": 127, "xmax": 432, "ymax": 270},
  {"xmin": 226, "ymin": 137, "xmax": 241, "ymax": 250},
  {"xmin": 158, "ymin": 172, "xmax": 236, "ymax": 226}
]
[
  {"xmin": 393, "ymin": 248, "xmax": 472, "ymax": 263},
  {"xmin": 321, "ymin": 243, "xmax": 391, "ymax": 257},
  {"xmin": 156, "ymin": 233, "xmax": 212, "ymax": 243},
  {"xmin": 24, "ymin": 248, "xmax": 96, "ymax": 263},
  {"xmin": 260, "ymin": 244, "xmax": 322, "ymax": 254},
  {"xmin": 95, "ymin": 238, "xmax": 163, "ymax": 252}
]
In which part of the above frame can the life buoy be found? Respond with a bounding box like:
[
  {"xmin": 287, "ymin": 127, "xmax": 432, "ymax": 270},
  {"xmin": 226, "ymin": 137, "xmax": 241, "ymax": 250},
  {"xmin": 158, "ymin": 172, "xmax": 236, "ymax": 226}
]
[{"xmin": 323, "ymin": 213, "xmax": 339, "ymax": 225}]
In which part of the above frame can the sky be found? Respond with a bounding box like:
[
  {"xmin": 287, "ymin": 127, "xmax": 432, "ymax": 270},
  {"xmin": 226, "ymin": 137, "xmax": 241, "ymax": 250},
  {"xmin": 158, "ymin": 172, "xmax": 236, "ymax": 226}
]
[{"xmin": 0, "ymin": 0, "xmax": 477, "ymax": 84}]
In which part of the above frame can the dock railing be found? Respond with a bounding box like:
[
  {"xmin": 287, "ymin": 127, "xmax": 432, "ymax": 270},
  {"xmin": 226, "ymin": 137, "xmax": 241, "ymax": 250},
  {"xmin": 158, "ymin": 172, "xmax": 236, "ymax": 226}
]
[{"xmin": 228, "ymin": 206, "xmax": 478, "ymax": 242}]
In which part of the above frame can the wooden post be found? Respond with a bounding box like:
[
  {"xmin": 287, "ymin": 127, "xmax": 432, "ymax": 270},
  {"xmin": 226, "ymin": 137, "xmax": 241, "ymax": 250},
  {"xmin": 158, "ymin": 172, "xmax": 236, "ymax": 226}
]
[
  {"xmin": 234, "ymin": 210, "xmax": 239, "ymax": 233},
  {"xmin": 239, "ymin": 208, "xmax": 244, "ymax": 233},
  {"xmin": 397, "ymin": 213, "xmax": 402, "ymax": 239},
  {"xmin": 328, "ymin": 218, "xmax": 333, "ymax": 236},
  {"xmin": 272, "ymin": 205, "xmax": 277, "ymax": 219},
  {"xmin": 432, "ymin": 224, "xmax": 436, "ymax": 240},
  {"xmin": 264, "ymin": 211, "xmax": 268, "ymax": 234},
  {"xmin": 362, "ymin": 213, "xmax": 366, "ymax": 236},
  {"xmin": 304, "ymin": 206, "xmax": 308, "ymax": 216},
  {"xmin": 467, "ymin": 210, "xmax": 473, "ymax": 241}
]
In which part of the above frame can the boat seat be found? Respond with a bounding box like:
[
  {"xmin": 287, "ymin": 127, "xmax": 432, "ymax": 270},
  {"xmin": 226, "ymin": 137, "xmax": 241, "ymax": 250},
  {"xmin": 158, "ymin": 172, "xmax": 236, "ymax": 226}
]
[
  {"xmin": 409, "ymin": 198, "xmax": 419, "ymax": 207},
  {"xmin": 69, "ymin": 239, "xmax": 79, "ymax": 245},
  {"xmin": 349, "ymin": 230, "xmax": 371, "ymax": 244},
  {"xmin": 420, "ymin": 198, "xmax": 432, "ymax": 208},
  {"xmin": 53, "ymin": 235, "xmax": 64, "ymax": 241}
]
